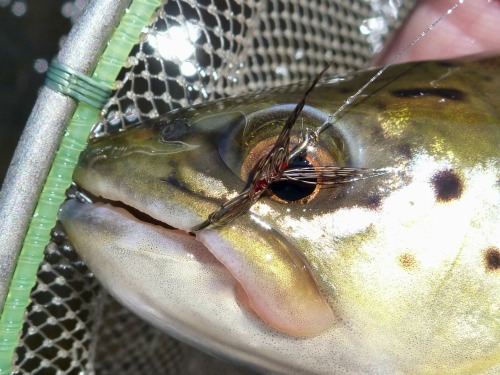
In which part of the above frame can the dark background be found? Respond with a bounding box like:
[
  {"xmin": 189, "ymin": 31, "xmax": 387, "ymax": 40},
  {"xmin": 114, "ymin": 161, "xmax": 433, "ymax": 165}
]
[{"xmin": 0, "ymin": 1, "xmax": 85, "ymax": 186}]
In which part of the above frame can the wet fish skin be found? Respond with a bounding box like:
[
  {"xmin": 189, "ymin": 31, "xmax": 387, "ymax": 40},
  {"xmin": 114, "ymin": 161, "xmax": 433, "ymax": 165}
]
[{"xmin": 60, "ymin": 54, "xmax": 500, "ymax": 375}]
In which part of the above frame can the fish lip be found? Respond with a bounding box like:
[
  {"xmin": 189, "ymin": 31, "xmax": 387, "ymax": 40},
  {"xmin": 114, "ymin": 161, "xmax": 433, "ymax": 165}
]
[
  {"xmin": 63, "ymin": 186, "xmax": 238, "ymax": 286},
  {"xmin": 63, "ymin": 184, "xmax": 336, "ymax": 337},
  {"xmin": 67, "ymin": 185, "xmax": 196, "ymax": 233}
]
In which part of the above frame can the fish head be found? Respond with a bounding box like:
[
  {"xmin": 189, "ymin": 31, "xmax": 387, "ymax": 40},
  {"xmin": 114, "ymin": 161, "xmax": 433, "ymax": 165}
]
[{"xmin": 60, "ymin": 56, "xmax": 500, "ymax": 374}]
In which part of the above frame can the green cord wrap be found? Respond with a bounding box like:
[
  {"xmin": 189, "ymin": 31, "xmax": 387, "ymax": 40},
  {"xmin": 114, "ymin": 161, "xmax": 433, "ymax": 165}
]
[
  {"xmin": 45, "ymin": 61, "xmax": 113, "ymax": 108},
  {"xmin": 0, "ymin": 0, "xmax": 164, "ymax": 373}
]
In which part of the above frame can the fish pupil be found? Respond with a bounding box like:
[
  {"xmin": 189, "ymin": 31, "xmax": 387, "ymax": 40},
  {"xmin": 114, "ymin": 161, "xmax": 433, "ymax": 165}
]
[{"xmin": 268, "ymin": 156, "xmax": 316, "ymax": 202}]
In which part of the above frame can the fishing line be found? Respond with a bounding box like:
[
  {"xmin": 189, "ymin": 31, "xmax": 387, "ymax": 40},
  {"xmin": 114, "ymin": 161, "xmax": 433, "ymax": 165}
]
[
  {"xmin": 282, "ymin": 0, "xmax": 467, "ymax": 186},
  {"xmin": 193, "ymin": 0, "xmax": 466, "ymax": 231},
  {"xmin": 311, "ymin": 0, "xmax": 465, "ymax": 141}
]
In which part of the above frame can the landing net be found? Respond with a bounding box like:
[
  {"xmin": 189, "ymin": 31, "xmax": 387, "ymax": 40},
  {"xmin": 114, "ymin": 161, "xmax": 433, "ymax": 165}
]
[{"xmin": 8, "ymin": 1, "xmax": 416, "ymax": 373}]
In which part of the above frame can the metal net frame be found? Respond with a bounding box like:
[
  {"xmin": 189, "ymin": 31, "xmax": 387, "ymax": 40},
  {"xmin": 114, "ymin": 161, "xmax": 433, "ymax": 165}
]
[{"xmin": 0, "ymin": 1, "xmax": 417, "ymax": 374}]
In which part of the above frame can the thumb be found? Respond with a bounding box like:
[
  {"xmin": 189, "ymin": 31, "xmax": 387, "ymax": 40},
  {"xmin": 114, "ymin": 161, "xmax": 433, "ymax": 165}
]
[{"xmin": 372, "ymin": 0, "xmax": 500, "ymax": 65}]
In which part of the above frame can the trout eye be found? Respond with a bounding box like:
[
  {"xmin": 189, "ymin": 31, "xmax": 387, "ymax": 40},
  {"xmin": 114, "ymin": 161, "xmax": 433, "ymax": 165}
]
[
  {"xmin": 241, "ymin": 136, "xmax": 330, "ymax": 205},
  {"xmin": 268, "ymin": 156, "xmax": 318, "ymax": 204}
]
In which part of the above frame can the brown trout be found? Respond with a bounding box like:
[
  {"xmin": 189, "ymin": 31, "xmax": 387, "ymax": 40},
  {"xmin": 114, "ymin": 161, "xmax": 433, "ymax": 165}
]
[{"xmin": 60, "ymin": 55, "xmax": 500, "ymax": 374}]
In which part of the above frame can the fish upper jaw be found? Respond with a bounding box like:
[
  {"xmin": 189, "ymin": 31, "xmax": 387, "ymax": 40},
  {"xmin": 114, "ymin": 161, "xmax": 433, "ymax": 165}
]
[
  {"xmin": 64, "ymin": 128, "xmax": 337, "ymax": 337},
  {"xmin": 60, "ymin": 175, "xmax": 336, "ymax": 337}
]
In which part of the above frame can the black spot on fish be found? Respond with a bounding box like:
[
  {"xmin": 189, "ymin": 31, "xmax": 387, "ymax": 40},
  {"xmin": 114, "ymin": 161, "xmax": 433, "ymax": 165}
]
[
  {"xmin": 431, "ymin": 170, "xmax": 463, "ymax": 202},
  {"xmin": 391, "ymin": 88, "xmax": 465, "ymax": 101},
  {"xmin": 484, "ymin": 247, "xmax": 500, "ymax": 272}
]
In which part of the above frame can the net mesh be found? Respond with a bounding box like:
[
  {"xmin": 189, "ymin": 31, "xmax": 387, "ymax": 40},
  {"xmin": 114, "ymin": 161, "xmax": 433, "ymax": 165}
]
[
  {"xmin": 12, "ymin": 0, "xmax": 416, "ymax": 373},
  {"xmin": 99, "ymin": 0, "xmax": 416, "ymax": 133}
]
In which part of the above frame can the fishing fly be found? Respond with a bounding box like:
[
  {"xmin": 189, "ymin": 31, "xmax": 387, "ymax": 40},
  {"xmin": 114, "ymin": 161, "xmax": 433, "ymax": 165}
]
[
  {"xmin": 192, "ymin": 0, "xmax": 467, "ymax": 232},
  {"xmin": 192, "ymin": 63, "xmax": 332, "ymax": 231}
]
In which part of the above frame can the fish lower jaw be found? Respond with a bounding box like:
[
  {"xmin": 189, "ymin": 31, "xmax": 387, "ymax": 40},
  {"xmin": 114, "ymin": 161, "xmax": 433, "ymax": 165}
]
[{"xmin": 60, "ymin": 192, "xmax": 335, "ymax": 337}]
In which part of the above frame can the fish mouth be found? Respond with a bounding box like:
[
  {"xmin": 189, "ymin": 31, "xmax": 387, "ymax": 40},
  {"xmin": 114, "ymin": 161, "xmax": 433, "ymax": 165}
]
[{"xmin": 59, "ymin": 186, "xmax": 336, "ymax": 337}]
